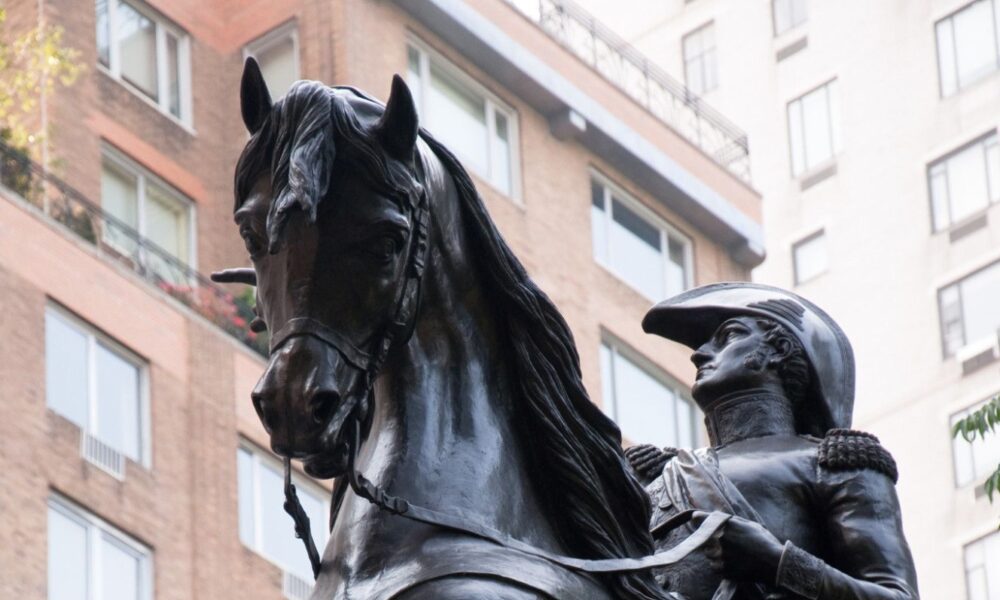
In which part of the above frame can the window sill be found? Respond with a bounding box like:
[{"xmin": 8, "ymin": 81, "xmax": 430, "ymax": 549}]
[
  {"xmin": 945, "ymin": 211, "xmax": 990, "ymax": 243},
  {"xmin": 796, "ymin": 161, "xmax": 838, "ymax": 191},
  {"xmin": 775, "ymin": 36, "xmax": 808, "ymax": 62},
  {"xmin": 594, "ymin": 259, "xmax": 690, "ymax": 305},
  {"xmin": 97, "ymin": 65, "xmax": 197, "ymax": 136},
  {"xmin": 794, "ymin": 269, "xmax": 828, "ymax": 287},
  {"xmin": 940, "ymin": 69, "xmax": 1000, "ymax": 101}
]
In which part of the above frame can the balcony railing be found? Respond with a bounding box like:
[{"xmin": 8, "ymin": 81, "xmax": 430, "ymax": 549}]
[
  {"xmin": 504, "ymin": 0, "xmax": 751, "ymax": 182},
  {"xmin": 0, "ymin": 141, "xmax": 268, "ymax": 357}
]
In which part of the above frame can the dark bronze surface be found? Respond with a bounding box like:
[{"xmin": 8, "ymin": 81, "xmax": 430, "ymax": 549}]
[
  {"xmin": 634, "ymin": 283, "xmax": 920, "ymax": 599},
  {"xmin": 219, "ymin": 58, "xmax": 673, "ymax": 599}
]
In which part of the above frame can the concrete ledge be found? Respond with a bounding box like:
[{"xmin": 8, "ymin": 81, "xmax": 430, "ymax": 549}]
[{"xmin": 393, "ymin": 0, "xmax": 764, "ymax": 267}]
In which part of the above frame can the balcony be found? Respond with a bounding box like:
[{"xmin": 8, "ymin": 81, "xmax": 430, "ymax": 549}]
[
  {"xmin": 0, "ymin": 141, "xmax": 267, "ymax": 357},
  {"xmin": 505, "ymin": 0, "xmax": 751, "ymax": 182}
]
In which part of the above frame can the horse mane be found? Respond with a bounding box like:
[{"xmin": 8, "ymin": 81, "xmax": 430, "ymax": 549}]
[
  {"xmin": 421, "ymin": 135, "xmax": 667, "ymax": 599},
  {"xmin": 234, "ymin": 81, "xmax": 667, "ymax": 599}
]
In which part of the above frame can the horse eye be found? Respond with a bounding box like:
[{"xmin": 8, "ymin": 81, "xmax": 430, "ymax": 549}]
[
  {"xmin": 371, "ymin": 235, "xmax": 401, "ymax": 262},
  {"xmin": 242, "ymin": 229, "xmax": 265, "ymax": 258}
]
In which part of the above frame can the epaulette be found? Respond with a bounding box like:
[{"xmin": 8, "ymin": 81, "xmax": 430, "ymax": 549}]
[
  {"xmin": 817, "ymin": 429, "xmax": 898, "ymax": 483},
  {"xmin": 624, "ymin": 444, "xmax": 678, "ymax": 486}
]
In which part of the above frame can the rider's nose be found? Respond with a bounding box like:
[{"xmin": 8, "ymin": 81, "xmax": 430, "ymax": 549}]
[{"xmin": 691, "ymin": 345, "xmax": 713, "ymax": 368}]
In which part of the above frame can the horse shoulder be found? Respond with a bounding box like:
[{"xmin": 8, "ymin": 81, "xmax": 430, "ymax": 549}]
[{"xmin": 392, "ymin": 576, "xmax": 554, "ymax": 600}]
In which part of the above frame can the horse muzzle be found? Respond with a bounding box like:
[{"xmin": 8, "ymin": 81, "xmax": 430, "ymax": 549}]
[{"xmin": 251, "ymin": 334, "xmax": 363, "ymax": 469}]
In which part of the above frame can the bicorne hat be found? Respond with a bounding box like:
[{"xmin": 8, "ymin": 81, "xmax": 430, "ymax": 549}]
[{"xmin": 641, "ymin": 282, "xmax": 855, "ymax": 437}]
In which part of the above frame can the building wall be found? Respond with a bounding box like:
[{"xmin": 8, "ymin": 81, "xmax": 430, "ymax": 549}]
[
  {"xmin": 574, "ymin": 0, "xmax": 1000, "ymax": 595},
  {"xmin": 0, "ymin": 0, "xmax": 758, "ymax": 597}
]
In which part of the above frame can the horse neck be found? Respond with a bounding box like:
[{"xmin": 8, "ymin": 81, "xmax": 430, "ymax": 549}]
[{"xmin": 353, "ymin": 166, "xmax": 562, "ymax": 551}]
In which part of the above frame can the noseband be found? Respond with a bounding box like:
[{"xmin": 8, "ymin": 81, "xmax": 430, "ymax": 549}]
[{"xmin": 275, "ymin": 187, "xmax": 730, "ymax": 585}]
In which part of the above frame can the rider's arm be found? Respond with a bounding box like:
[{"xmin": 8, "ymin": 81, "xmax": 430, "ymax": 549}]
[{"xmin": 774, "ymin": 455, "xmax": 919, "ymax": 599}]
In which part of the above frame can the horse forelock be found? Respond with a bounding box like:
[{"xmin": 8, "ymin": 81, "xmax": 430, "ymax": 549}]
[{"xmin": 233, "ymin": 82, "xmax": 422, "ymax": 248}]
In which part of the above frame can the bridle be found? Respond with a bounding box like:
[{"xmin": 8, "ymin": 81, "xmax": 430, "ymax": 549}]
[{"xmin": 236, "ymin": 185, "xmax": 730, "ymax": 585}]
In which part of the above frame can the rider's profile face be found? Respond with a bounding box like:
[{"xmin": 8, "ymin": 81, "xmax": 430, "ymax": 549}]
[{"xmin": 689, "ymin": 316, "xmax": 774, "ymax": 407}]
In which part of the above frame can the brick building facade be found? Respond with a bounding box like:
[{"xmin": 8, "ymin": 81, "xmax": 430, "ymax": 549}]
[{"xmin": 0, "ymin": 0, "xmax": 761, "ymax": 597}]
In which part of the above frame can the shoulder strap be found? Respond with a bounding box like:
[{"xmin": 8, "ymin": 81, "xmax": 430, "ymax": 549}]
[
  {"xmin": 818, "ymin": 428, "xmax": 898, "ymax": 483},
  {"xmin": 624, "ymin": 444, "xmax": 678, "ymax": 485}
]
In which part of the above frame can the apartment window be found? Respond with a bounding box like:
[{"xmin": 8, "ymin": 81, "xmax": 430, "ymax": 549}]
[
  {"xmin": 772, "ymin": 0, "xmax": 808, "ymax": 36},
  {"xmin": 406, "ymin": 42, "xmax": 518, "ymax": 197},
  {"xmin": 237, "ymin": 445, "xmax": 330, "ymax": 581},
  {"xmin": 683, "ymin": 22, "xmax": 718, "ymax": 95},
  {"xmin": 45, "ymin": 306, "xmax": 147, "ymax": 464},
  {"xmin": 591, "ymin": 177, "xmax": 692, "ymax": 301},
  {"xmin": 101, "ymin": 148, "xmax": 195, "ymax": 282},
  {"xmin": 244, "ymin": 23, "xmax": 299, "ymax": 99},
  {"xmin": 48, "ymin": 496, "xmax": 152, "ymax": 600},
  {"xmin": 952, "ymin": 399, "xmax": 1000, "ymax": 487},
  {"xmin": 965, "ymin": 530, "xmax": 1000, "ymax": 599},
  {"xmin": 939, "ymin": 260, "xmax": 1000, "ymax": 358},
  {"xmin": 792, "ymin": 230, "xmax": 828, "ymax": 284},
  {"xmin": 95, "ymin": 0, "xmax": 192, "ymax": 123},
  {"xmin": 928, "ymin": 133, "xmax": 1000, "ymax": 231},
  {"xmin": 935, "ymin": 0, "xmax": 1000, "ymax": 97},
  {"xmin": 787, "ymin": 79, "xmax": 841, "ymax": 176},
  {"xmin": 600, "ymin": 340, "xmax": 699, "ymax": 448}
]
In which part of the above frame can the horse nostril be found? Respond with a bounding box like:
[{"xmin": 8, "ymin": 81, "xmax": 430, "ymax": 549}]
[{"xmin": 310, "ymin": 391, "xmax": 341, "ymax": 425}]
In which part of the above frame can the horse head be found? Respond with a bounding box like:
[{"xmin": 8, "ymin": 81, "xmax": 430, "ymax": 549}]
[{"xmin": 221, "ymin": 58, "xmax": 427, "ymax": 479}]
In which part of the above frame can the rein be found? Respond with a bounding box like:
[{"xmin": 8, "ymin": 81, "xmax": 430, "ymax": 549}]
[{"xmin": 275, "ymin": 189, "xmax": 728, "ymax": 584}]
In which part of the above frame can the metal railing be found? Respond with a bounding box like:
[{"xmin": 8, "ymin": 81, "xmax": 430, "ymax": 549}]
[
  {"xmin": 504, "ymin": 0, "xmax": 751, "ymax": 182},
  {"xmin": 0, "ymin": 141, "xmax": 268, "ymax": 357}
]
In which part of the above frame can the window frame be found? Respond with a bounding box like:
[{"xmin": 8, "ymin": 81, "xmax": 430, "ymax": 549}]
[
  {"xmin": 237, "ymin": 441, "xmax": 331, "ymax": 578},
  {"xmin": 101, "ymin": 145, "xmax": 198, "ymax": 273},
  {"xmin": 963, "ymin": 527, "xmax": 1000, "ymax": 600},
  {"xmin": 242, "ymin": 20, "xmax": 300, "ymax": 100},
  {"xmin": 48, "ymin": 494, "xmax": 154, "ymax": 600},
  {"xmin": 405, "ymin": 37, "xmax": 522, "ymax": 201},
  {"xmin": 926, "ymin": 130, "xmax": 1000, "ymax": 232},
  {"xmin": 682, "ymin": 21, "xmax": 718, "ymax": 96},
  {"xmin": 792, "ymin": 228, "xmax": 828, "ymax": 285},
  {"xmin": 937, "ymin": 258, "xmax": 1000, "ymax": 359},
  {"xmin": 600, "ymin": 335, "xmax": 701, "ymax": 449},
  {"xmin": 96, "ymin": 0, "xmax": 193, "ymax": 126},
  {"xmin": 786, "ymin": 78, "xmax": 840, "ymax": 177},
  {"xmin": 45, "ymin": 303, "xmax": 152, "ymax": 467},
  {"xmin": 590, "ymin": 172, "xmax": 695, "ymax": 302},
  {"xmin": 934, "ymin": 0, "xmax": 1000, "ymax": 98},
  {"xmin": 772, "ymin": 0, "xmax": 808, "ymax": 37}
]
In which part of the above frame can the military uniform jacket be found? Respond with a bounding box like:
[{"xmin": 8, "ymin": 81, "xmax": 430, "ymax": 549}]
[{"xmin": 636, "ymin": 430, "xmax": 919, "ymax": 600}]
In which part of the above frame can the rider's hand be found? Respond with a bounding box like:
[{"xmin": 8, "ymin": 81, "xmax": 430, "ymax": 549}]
[{"xmin": 690, "ymin": 511, "xmax": 785, "ymax": 583}]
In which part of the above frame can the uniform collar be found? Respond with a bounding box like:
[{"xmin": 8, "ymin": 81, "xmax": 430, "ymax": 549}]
[{"xmin": 703, "ymin": 388, "xmax": 797, "ymax": 447}]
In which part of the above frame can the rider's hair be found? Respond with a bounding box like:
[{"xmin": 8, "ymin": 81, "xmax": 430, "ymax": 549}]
[{"xmin": 755, "ymin": 317, "xmax": 810, "ymax": 406}]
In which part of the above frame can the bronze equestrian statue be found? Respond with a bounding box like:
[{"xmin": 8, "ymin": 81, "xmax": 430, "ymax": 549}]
[
  {"xmin": 214, "ymin": 59, "xmax": 918, "ymax": 599},
  {"xmin": 626, "ymin": 283, "xmax": 920, "ymax": 599}
]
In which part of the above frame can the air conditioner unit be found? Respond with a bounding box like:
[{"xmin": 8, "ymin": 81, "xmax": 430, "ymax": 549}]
[
  {"xmin": 956, "ymin": 335, "xmax": 1000, "ymax": 376},
  {"xmin": 282, "ymin": 571, "xmax": 314, "ymax": 600},
  {"xmin": 81, "ymin": 432, "xmax": 125, "ymax": 480}
]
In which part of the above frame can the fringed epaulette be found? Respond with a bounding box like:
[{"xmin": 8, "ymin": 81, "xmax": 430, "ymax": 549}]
[
  {"xmin": 624, "ymin": 444, "xmax": 678, "ymax": 485},
  {"xmin": 818, "ymin": 429, "xmax": 898, "ymax": 483}
]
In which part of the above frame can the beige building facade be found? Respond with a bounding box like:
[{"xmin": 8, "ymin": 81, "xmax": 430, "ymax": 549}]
[
  {"xmin": 570, "ymin": 0, "xmax": 1000, "ymax": 596},
  {"xmin": 0, "ymin": 0, "xmax": 761, "ymax": 597}
]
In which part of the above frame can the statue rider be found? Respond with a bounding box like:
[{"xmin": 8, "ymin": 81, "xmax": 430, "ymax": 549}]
[{"xmin": 625, "ymin": 283, "xmax": 919, "ymax": 599}]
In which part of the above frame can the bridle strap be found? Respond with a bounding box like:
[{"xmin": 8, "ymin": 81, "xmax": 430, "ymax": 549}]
[{"xmin": 269, "ymin": 317, "xmax": 373, "ymax": 370}]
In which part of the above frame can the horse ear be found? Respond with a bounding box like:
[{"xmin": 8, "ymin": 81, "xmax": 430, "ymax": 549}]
[
  {"xmin": 241, "ymin": 57, "xmax": 272, "ymax": 134},
  {"xmin": 376, "ymin": 75, "xmax": 419, "ymax": 161}
]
